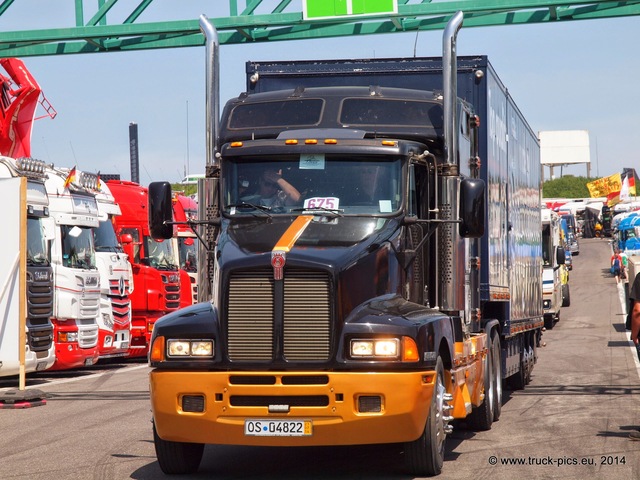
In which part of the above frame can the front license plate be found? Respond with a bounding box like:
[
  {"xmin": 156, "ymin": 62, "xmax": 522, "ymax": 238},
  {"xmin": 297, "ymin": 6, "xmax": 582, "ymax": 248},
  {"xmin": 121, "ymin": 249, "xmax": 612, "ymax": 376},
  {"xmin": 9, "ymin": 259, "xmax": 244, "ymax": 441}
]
[
  {"xmin": 244, "ymin": 419, "xmax": 312, "ymax": 437},
  {"xmin": 84, "ymin": 358, "xmax": 94, "ymax": 366},
  {"xmin": 35, "ymin": 361, "xmax": 48, "ymax": 371}
]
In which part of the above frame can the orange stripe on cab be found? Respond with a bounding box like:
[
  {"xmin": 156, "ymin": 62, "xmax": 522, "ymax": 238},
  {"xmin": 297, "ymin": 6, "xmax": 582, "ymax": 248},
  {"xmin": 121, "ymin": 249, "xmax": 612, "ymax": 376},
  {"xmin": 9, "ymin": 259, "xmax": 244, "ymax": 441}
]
[{"xmin": 273, "ymin": 215, "xmax": 313, "ymax": 252}]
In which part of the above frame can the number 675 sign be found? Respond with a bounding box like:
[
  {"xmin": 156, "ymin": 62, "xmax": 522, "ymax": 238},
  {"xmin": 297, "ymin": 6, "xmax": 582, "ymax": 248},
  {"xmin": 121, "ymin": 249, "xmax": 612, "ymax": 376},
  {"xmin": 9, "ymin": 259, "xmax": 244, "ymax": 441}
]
[{"xmin": 303, "ymin": 197, "xmax": 339, "ymax": 209}]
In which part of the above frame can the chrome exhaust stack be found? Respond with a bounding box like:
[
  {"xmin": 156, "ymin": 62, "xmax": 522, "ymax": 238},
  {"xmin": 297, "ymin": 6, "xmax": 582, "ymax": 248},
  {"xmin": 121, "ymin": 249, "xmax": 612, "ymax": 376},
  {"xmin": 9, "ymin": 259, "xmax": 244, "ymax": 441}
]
[{"xmin": 198, "ymin": 15, "xmax": 221, "ymax": 303}]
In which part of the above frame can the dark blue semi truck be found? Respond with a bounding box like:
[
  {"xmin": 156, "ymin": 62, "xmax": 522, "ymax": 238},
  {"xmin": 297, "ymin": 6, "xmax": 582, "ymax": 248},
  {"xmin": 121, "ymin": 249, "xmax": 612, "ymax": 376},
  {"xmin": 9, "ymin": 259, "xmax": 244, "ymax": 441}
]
[{"xmin": 148, "ymin": 12, "xmax": 542, "ymax": 477}]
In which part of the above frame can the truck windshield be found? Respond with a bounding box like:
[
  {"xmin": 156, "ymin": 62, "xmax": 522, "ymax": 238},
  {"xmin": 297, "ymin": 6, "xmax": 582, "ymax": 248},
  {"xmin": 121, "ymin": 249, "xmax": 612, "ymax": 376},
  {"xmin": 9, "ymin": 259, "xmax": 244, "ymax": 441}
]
[
  {"xmin": 93, "ymin": 219, "xmax": 123, "ymax": 253},
  {"xmin": 61, "ymin": 225, "xmax": 96, "ymax": 269},
  {"xmin": 27, "ymin": 217, "xmax": 49, "ymax": 266},
  {"xmin": 144, "ymin": 237, "xmax": 178, "ymax": 270},
  {"xmin": 542, "ymin": 224, "xmax": 551, "ymax": 267},
  {"xmin": 178, "ymin": 237, "xmax": 197, "ymax": 272},
  {"xmin": 222, "ymin": 155, "xmax": 402, "ymax": 215}
]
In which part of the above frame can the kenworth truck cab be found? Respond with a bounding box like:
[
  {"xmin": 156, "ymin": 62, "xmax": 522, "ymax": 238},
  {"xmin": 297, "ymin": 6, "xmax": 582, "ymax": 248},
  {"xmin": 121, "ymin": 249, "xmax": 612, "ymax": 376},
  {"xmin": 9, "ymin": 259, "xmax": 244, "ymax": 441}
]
[
  {"xmin": 107, "ymin": 180, "xmax": 181, "ymax": 358},
  {"xmin": 44, "ymin": 165, "xmax": 100, "ymax": 370},
  {"xmin": 148, "ymin": 12, "xmax": 543, "ymax": 476},
  {"xmin": 0, "ymin": 157, "xmax": 55, "ymax": 376}
]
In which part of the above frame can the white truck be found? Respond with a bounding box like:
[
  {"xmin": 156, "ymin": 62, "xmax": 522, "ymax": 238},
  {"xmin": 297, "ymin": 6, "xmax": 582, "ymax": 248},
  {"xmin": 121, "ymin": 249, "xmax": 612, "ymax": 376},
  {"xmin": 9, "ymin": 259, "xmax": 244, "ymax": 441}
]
[
  {"xmin": 44, "ymin": 165, "xmax": 101, "ymax": 370},
  {"xmin": 541, "ymin": 208, "xmax": 566, "ymax": 329},
  {"xmin": 76, "ymin": 170, "xmax": 133, "ymax": 359},
  {"xmin": 0, "ymin": 156, "xmax": 56, "ymax": 376}
]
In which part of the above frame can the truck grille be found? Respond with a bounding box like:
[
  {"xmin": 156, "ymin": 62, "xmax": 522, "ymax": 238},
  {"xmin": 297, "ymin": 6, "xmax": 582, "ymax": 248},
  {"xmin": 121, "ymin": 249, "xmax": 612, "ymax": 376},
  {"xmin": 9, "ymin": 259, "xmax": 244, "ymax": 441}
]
[
  {"xmin": 27, "ymin": 266, "xmax": 53, "ymax": 324},
  {"xmin": 165, "ymin": 284, "xmax": 181, "ymax": 310},
  {"xmin": 108, "ymin": 278, "xmax": 131, "ymax": 326},
  {"xmin": 227, "ymin": 269, "xmax": 331, "ymax": 362}
]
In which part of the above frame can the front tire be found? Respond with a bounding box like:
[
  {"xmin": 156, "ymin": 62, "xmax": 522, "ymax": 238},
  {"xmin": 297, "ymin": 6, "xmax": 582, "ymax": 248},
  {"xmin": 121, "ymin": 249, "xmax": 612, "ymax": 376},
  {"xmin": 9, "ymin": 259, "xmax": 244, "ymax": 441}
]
[
  {"xmin": 153, "ymin": 421, "xmax": 204, "ymax": 474},
  {"xmin": 491, "ymin": 334, "xmax": 503, "ymax": 421},
  {"xmin": 405, "ymin": 357, "xmax": 448, "ymax": 476},
  {"xmin": 467, "ymin": 335, "xmax": 494, "ymax": 431}
]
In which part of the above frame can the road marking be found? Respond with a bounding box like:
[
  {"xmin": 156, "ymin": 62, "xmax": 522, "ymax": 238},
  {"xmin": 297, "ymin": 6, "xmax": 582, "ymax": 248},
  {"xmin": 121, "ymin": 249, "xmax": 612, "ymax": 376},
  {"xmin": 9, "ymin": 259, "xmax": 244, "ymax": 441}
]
[{"xmin": 0, "ymin": 363, "xmax": 150, "ymax": 392}]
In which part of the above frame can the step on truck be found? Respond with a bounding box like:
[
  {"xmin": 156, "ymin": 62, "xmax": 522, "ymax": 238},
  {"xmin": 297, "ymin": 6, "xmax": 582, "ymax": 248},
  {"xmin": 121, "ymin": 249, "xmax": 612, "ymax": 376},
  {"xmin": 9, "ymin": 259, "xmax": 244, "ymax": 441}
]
[
  {"xmin": 107, "ymin": 180, "xmax": 181, "ymax": 358},
  {"xmin": 148, "ymin": 12, "xmax": 543, "ymax": 476},
  {"xmin": 0, "ymin": 157, "xmax": 55, "ymax": 376},
  {"xmin": 44, "ymin": 165, "xmax": 101, "ymax": 370},
  {"xmin": 76, "ymin": 170, "xmax": 133, "ymax": 359}
]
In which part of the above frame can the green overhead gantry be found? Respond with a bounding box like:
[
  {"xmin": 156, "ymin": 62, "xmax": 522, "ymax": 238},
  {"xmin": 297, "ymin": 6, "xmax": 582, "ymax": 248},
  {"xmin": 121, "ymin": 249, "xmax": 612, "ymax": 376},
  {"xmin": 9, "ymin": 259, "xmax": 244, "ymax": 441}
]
[{"xmin": 0, "ymin": 0, "xmax": 638, "ymax": 57}]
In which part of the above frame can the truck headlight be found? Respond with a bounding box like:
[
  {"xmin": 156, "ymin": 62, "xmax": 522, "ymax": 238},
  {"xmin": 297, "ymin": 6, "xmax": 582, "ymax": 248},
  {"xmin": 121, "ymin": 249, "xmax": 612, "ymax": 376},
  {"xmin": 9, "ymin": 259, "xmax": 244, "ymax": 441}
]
[
  {"xmin": 167, "ymin": 339, "xmax": 214, "ymax": 358},
  {"xmin": 351, "ymin": 338, "xmax": 399, "ymax": 358},
  {"xmin": 58, "ymin": 331, "xmax": 78, "ymax": 343}
]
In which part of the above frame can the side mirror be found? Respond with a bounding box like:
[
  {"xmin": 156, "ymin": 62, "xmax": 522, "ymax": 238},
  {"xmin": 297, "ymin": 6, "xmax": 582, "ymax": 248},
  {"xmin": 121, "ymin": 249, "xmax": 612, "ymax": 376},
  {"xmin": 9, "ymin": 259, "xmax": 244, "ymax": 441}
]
[
  {"xmin": 149, "ymin": 181, "xmax": 173, "ymax": 239},
  {"xmin": 555, "ymin": 245, "xmax": 566, "ymax": 266},
  {"xmin": 119, "ymin": 233, "xmax": 133, "ymax": 245},
  {"xmin": 459, "ymin": 178, "xmax": 485, "ymax": 238}
]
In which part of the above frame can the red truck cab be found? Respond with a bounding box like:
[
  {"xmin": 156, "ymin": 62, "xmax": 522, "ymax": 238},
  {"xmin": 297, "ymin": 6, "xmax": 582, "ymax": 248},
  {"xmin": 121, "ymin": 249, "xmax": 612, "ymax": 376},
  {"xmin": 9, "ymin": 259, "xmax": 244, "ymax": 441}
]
[{"xmin": 107, "ymin": 180, "xmax": 181, "ymax": 358}]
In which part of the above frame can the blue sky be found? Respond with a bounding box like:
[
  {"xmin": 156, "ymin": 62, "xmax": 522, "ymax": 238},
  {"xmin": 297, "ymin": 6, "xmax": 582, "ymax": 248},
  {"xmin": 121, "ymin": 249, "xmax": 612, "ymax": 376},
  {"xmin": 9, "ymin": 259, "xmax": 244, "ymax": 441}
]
[{"xmin": 0, "ymin": 2, "xmax": 637, "ymax": 185}]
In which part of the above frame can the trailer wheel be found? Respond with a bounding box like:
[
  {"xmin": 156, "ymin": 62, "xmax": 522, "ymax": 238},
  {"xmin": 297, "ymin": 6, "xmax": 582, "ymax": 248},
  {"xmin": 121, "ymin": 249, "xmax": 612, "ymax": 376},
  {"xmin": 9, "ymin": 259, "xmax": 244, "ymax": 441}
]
[
  {"xmin": 153, "ymin": 421, "xmax": 204, "ymax": 474},
  {"xmin": 491, "ymin": 334, "xmax": 503, "ymax": 422},
  {"xmin": 405, "ymin": 357, "xmax": 448, "ymax": 476},
  {"xmin": 544, "ymin": 314, "xmax": 554, "ymax": 330},
  {"xmin": 467, "ymin": 336, "xmax": 494, "ymax": 431}
]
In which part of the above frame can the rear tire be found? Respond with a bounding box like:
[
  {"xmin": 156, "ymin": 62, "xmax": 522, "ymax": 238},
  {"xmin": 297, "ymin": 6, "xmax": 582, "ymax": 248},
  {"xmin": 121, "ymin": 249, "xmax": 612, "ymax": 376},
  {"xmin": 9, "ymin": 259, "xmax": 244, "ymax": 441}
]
[
  {"xmin": 153, "ymin": 421, "xmax": 204, "ymax": 474},
  {"xmin": 405, "ymin": 357, "xmax": 447, "ymax": 476}
]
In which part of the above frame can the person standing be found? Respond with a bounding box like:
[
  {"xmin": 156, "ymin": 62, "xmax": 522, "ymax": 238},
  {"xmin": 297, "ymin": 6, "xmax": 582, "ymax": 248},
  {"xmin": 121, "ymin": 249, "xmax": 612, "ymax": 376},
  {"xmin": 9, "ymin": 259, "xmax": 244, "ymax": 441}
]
[{"xmin": 611, "ymin": 249, "xmax": 623, "ymax": 284}]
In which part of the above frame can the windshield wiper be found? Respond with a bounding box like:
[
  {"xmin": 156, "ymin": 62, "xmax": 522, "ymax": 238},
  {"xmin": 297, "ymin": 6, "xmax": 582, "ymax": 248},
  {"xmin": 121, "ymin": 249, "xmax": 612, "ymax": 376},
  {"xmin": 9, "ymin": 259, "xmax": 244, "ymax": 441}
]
[
  {"xmin": 291, "ymin": 207, "xmax": 343, "ymax": 217},
  {"xmin": 226, "ymin": 203, "xmax": 273, "ymax": 217}
]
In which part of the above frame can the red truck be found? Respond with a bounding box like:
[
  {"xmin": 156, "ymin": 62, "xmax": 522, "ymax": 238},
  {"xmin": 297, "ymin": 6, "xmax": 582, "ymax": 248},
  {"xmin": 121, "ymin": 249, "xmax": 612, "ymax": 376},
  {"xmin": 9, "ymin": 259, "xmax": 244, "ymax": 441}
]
[
  {"xmin": 107, "ymin": 180, "xmax": 181, "ymax": 358},
  {"xmin": 172, "ymin": 193, "xmax": 198, "ymax": 306}
]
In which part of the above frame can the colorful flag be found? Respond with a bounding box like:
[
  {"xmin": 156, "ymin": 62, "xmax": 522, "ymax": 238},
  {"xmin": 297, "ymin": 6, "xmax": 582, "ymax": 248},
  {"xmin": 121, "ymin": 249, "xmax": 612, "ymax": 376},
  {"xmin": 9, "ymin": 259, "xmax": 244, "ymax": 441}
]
[
  {"xmin": 622, "ymin": 168, "xmax": 637, "ymax": 196},
  {"xmin": 586, "ymin": 172, "xmax": 621, "ymax": 199},
  {"xmin": 96, "ymin": 171, "xmax": 101, "ymax": 190},
  {"xmin": 63, "ymin": 165, "xmax": 76, "ymax": 189},
  {"xmin": 620, "ymin": 175, "xmax": 630, "ymax": 203}
]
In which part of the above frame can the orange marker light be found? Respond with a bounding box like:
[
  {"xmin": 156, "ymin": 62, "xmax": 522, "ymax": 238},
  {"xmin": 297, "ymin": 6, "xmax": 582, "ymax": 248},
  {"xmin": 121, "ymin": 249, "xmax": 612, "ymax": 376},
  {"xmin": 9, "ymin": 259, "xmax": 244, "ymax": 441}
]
[
  {"xmin": 230, "ymin": 141, "xmax": 243, "ymax": 148},
  {"xmin": 402, "ymin": 337, "xmax": 419, "ymax": 362},
  {"xmin": 285, "ymin": 139, "xmax": 298, "ymax": 145},
  {"xmin": 305, "ymin": 139, "xmax": 318, "ymax": 144},
  {"xmin": 149, "ymin": 336, "xmax": 165, "ymax": 362}
]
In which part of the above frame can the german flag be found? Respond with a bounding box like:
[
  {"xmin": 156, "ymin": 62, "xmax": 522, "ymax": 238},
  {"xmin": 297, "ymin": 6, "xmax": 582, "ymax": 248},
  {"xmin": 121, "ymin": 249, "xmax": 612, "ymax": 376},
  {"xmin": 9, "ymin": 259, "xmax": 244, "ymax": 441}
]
[{"xmin": 63, "ymin": 165, "xmax": 76, "ymax": 189}]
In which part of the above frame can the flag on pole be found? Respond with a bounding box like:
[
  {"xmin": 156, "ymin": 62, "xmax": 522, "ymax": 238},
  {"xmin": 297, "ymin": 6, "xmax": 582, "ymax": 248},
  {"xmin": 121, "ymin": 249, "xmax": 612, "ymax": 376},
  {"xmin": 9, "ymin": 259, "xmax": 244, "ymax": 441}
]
[
  {"xmin": 620, "ymin": 174, "xmax": 630, "ymax": 203},
  {"xmin": 622, "ymin": 168, "xmax": 637, "ymax": 197},
  {"xmin": 63, "ymin": 165, "xmax": 76, "ymax": 189},
  {"xmin": 96, "ymin": 171, "xmax": 101, "ymax": 190}
]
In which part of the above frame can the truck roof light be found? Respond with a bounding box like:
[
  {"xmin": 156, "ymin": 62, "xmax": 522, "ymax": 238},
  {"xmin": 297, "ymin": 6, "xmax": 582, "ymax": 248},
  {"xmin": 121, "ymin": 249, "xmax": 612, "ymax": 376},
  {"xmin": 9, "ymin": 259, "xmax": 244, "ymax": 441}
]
[
  {"xmin": 324, "ymin": 139, "xmax": 337, "ymax": 144},
  {"xmin": 230, "ymin": 141, "xmax": 243, "ymax": 147},
  {"xmin": 285, "ymin": 139, "xmax": 298, "ymax": 145},
  {"xmin": 305, "ymin": 139, "xmax": 318, "ymax": 144},
  {"xmin": 381, "ymin": 140, "xmax": 397, "ymax": 147}
]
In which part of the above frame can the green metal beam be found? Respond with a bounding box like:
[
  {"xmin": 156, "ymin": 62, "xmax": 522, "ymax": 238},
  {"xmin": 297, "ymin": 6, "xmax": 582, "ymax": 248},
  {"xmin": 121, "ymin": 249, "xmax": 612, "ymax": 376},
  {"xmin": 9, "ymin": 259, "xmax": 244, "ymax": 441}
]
[{"xmin": 0, "ymin": 0, "xmax": 637, "ymax": 58}]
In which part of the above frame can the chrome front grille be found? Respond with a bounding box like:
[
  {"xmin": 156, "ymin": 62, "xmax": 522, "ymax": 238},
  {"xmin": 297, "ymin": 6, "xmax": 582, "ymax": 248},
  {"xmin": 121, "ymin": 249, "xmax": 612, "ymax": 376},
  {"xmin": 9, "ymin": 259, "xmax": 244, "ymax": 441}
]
[
  {"xmin": 227, "ymin": 269, "xmax": 331, "ymax": 362},
  {"xmin": 228, "ymin": 272, "xmax": 274, "ymax": 361},
  {"xmin": 283, "ymin": 272, "xmax": 331, "ymax": 361}
]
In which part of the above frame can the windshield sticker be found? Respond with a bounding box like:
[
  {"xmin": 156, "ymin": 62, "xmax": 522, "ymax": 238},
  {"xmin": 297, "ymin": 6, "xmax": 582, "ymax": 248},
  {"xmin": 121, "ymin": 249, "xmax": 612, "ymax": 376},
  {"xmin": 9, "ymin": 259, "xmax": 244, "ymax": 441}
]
[
  {"xmin": 379, "ymin": 200, "xmax": 392, "ymax": 213},
  {"xmin": 299, "ymin": 154, "xmax": 325, "ymax": 170},
  {"xmin": 303, "ymin": 197, "xmax": 339, "ymax": 210}
]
